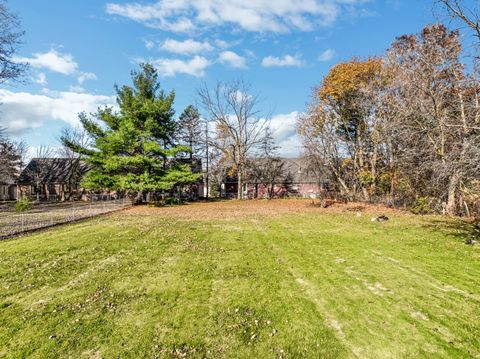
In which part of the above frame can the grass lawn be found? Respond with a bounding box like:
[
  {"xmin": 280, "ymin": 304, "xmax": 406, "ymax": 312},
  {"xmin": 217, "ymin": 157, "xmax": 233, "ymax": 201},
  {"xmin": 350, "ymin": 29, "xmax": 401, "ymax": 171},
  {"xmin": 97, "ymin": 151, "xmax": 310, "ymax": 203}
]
[{"xmin": 0, "ymin": 200, "xmax": 479, "ymax": 358}]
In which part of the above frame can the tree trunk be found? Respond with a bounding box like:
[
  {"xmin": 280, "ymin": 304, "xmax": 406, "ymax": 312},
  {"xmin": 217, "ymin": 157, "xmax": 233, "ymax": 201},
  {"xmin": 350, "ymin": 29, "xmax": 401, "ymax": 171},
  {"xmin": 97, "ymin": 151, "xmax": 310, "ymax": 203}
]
[
  {"xmin": 237, "ymin": 166, "xmax": 243, "ymax": 200},
  {"xmin": 370, "ymin": 135, "xmax": 378, "ymax": 196},
  {"xmin": 135, "ymin": 190, "xmax": 143, "ymax": 204},
  {"xmin": 362, "ymin": 187, "xmax": 370, "ymax": 202},
  {"xmin": 446, "ymin": 172, "xmax": 460, "ymax": 216}
]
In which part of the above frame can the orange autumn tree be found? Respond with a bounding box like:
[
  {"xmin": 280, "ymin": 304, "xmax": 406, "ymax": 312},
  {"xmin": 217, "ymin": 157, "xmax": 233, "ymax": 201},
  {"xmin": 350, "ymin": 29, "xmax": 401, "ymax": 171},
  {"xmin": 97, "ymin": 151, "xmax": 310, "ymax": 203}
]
[
  {"xmin": 299, "ymin": 58, "xmax": 389, "ymax": 200},
  {"xmin": 319, "ymin": 58, "xmax": 383, "ymax": 102}
]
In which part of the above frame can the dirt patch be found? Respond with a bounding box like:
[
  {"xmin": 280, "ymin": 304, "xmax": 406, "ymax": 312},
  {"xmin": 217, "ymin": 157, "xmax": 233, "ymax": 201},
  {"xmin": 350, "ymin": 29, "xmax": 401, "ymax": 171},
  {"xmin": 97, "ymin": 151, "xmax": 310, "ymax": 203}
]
[{"xmin": 125, "ymin": 199, "xmax": 403, "ymax": 221}]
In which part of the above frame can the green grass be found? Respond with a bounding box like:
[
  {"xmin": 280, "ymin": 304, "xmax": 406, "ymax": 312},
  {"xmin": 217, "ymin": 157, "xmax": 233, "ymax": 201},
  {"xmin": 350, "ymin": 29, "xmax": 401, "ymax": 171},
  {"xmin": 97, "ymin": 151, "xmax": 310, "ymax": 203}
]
[{"xmin": 0, "ymin": 205, "xmax": 479, "ymax": 358}]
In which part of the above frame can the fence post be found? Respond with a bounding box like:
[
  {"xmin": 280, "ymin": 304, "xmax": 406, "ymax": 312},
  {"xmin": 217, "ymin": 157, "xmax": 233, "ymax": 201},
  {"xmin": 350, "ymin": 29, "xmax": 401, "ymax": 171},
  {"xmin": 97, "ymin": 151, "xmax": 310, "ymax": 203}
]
[{"xmin": 21, "ymin": 214, "xmax": 24, "ymax": 232}]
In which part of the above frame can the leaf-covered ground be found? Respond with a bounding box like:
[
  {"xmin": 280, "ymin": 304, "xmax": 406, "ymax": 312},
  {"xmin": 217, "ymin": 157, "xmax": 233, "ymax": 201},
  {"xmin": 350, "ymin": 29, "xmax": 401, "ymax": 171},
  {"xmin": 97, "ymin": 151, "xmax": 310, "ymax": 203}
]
[{"xmin": 0, "ymin": 200, "xmax": 479, "ymax": 358}]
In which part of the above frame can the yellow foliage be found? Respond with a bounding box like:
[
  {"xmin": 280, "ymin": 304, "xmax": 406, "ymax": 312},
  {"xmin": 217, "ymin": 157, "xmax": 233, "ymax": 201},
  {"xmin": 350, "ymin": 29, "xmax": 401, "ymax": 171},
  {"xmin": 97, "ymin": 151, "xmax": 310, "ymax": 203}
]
[
  {"xmin": 319, "ymin": 58, "xmax": 382, "ymax": 102},
  {"xmin": 227, "ymin": 165, "xmax": 238, "ymax": 178}
]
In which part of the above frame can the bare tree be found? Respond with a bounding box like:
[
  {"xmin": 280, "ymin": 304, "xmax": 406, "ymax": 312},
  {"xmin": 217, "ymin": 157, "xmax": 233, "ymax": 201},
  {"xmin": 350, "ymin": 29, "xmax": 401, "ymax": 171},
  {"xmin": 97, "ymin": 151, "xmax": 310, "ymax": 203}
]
[
  {"xmin": 0, "ymin": 1, "xmax": 28, "ymax": 83},
  {"xmin": 438, "ymin": 0, "xmax": 480, "ymax": 42},
  {"xmin": 22, "ymin": 146, "xmax": 56, "ymax": 201},
  {"xmin": 59, "ymin": 126, "xmax": 91, "ymax": 199},
  {"xmin": 247, "ymin": 128, "xmax": 286, "ymax": 199},
  {"xmin": 0, "ymin": 126, "xmax": 26, "ymax": 184},
  {"xmin": 198, "ymin": 80, "xmax": 268, "ymax": 199},
  {"xmin": 298, "ymin": 105, "xmax": 354, "ymax": 198},
  {"xmin": 385, "ymin": 24, "xmax": 480, "ymax": 215}
]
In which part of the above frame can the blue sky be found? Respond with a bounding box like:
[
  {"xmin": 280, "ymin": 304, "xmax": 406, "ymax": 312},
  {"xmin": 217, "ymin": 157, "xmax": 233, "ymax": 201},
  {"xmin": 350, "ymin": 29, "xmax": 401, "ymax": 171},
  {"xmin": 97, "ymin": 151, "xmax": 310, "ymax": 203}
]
[{"xmin": 1, "ymin": 1, "xmax": 444, "ymax": 157}]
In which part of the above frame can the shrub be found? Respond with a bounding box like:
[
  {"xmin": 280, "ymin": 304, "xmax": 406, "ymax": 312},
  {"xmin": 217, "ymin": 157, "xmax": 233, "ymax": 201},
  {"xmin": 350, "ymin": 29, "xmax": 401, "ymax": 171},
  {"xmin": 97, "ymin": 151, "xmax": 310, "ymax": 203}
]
[
  {"xmin": 410, "ymin": 197, "xmax": 434, "ymax": 215},
  {"xmin": 149, "ymin": 197, "xmax": 185, "ymax": 207},
  {"xmin": 376, "ymin": 172, "xmax": 393, "ymax": 195},
  {"xmin": 164, "ymin": 197, "xmax": 184, "ymax": 206},
  {"xmin": 15, "ymin": 197, "xmax": 32, "ymax": 213}
]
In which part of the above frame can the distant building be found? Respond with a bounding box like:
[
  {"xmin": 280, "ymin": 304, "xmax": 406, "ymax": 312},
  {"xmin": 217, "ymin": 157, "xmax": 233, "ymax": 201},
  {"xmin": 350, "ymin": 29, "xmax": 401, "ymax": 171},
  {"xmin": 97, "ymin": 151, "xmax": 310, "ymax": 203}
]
[
  {"xmin": 0, "ymin": 176, "xmax": 17, "ymax": 201},
  {"xmin": 248, "ymin": 157, "xmax": 328, "ymax": 198},
  {"xmin": 17, "ymin": 158, "xmax": 89, "ymax": 201},
  {"xmin": 219, "ymin": 157, "xmax": 333, "ymax": 199}
]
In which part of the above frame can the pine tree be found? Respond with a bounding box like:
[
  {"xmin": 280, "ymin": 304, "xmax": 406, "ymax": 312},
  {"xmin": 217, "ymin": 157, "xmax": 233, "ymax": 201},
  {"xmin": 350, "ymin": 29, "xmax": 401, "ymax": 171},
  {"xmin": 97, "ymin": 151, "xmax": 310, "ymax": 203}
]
[
  {"xmin": 177, "ymin": 105, "xmax": 202, "ymax": 160},
  {"xmin": 62, "ymin": 64, "xmax": 200, "ymax": 197}
]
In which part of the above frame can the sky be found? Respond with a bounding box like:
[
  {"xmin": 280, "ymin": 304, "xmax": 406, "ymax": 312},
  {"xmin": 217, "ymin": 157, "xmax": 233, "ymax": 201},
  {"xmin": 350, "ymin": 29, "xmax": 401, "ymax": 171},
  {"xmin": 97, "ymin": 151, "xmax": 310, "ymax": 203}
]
[{"xmin": 0, "ymin": 0, "xmax": 447, "ymax": 158}]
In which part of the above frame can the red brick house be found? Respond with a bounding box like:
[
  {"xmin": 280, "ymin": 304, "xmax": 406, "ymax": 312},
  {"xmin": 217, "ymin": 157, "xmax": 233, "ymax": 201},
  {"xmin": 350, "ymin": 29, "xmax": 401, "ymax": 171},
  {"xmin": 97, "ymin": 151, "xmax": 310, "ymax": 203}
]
[
  {"xmin": 17, "ymin": 158, "xmax": 89, "ymax": 201},
  {"xmin": 219, "ymin": 157, "xmax": 330, "ymax": 199}
]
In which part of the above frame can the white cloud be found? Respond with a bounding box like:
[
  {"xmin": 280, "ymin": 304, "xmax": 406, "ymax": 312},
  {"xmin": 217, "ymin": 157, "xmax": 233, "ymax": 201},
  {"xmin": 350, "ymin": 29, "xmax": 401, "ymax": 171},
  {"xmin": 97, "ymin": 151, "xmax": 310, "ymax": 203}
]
[
  {"xmin": 218, "ymin": 51, "xmax": 247, "ymax": 69},
  {"xmin": 261, "ymin": 54, "xmax": 304, "ymax": 68},
  {"xmin": 269, "ymin": 111, "xmax": 302, "ymax": 157},
  {"xmin": 318, "ymin": 49, "xmax": 336, "ymax": 62},
  {"xmin": 34, "ymin": 73, "xmax": 47, "ymax": 85},
  {"xmin": 77, "ymin": 72, "xmax": 97, "ymax": 84},
  {"xmin": 14, "ymin": 49, "xmax": 78, "ymax": 75},
  {"xmin": 160, "ymin": 38, "xmax": 214, "ymax": 55},
  {"xmin": 0, "ymin": 89, "xmax": 115, "ymax": 135},
  {"xmin": 152, "ymin": 55, "xmax": 211, "ymax": 77},
  {"xmin": 105, "ymin": 0, "xmax": 364, "ymax": 33}
]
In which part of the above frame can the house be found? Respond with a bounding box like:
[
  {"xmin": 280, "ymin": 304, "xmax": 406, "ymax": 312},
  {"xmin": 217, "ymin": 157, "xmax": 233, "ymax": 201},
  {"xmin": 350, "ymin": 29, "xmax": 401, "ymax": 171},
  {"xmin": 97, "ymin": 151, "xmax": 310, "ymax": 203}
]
[
  {"xmin": 217, "ymin": 157, "xmax": 334, "ymax": 199},
  {"xmin": 247, "ymin": 157, "xmax": 328, "ymax": 198},
  {"xmin": 0, "ymin": 177, "xmax": 17, "ymax": 201},
  {"xmin": 17, "ymin": 158, "xmax": 89, "ymax": 201}
]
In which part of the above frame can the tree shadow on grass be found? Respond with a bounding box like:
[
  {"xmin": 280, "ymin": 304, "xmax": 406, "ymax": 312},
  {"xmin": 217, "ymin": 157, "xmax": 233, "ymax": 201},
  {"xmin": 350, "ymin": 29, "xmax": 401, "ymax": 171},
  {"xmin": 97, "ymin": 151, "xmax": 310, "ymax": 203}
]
[{"xmin": 422, "ymin": 216, "xmax": 479, "ymax": 244}]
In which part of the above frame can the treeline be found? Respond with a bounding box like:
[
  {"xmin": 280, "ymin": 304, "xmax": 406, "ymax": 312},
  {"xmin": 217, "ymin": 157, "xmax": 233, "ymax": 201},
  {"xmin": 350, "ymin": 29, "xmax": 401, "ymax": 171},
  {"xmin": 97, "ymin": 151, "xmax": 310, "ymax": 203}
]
[{"xmin": 298, "ymin": 23, "xmax": 480, "ymax": 215}]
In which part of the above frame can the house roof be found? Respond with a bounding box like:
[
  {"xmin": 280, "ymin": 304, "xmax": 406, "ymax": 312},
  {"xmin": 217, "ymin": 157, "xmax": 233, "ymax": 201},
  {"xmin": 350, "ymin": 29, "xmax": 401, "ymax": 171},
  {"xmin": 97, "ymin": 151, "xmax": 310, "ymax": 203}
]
[
  {"xmin": 18, "ymin": 158, "xmax": 90, "ymax": 184},
  {"xmin": 0, "ymin": 175, "xmax": 16, "ymax": 185},
  {"xmin": 0, "ymin": 169, "xmax": 17, "ymax": 185},
  {"xmin": 239, "ymin": 156, "xmax": 326, "ymax": 184},
  {"xmin": 282, "ymin": 157, "xmax": 322, "ymax": 183}
]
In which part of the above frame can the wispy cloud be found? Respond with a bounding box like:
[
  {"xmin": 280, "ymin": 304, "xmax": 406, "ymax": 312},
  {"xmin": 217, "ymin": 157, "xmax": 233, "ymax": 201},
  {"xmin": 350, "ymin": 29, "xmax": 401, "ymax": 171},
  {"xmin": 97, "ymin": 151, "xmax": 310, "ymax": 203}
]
[
  {"xmin": 261, "ymin": 54, "xmax": 304, "ymax": 68},
  {"xmin": 318, "ymin": 49, "xmax": 336, "ymax": 62},
  {"xmin": 218, "ymin": 51, "xmax": 247, "ymax": 69},
  {"xmin": 77, "ymin": 72, "xmax": 97, "ymax": 84},
  {"xmin": 106, "ymin": 0, "xmax": 366, "ymax": 33},
  {"xmin": 34, "ymin": 73, "xmax": 47, "ymax": 86}
]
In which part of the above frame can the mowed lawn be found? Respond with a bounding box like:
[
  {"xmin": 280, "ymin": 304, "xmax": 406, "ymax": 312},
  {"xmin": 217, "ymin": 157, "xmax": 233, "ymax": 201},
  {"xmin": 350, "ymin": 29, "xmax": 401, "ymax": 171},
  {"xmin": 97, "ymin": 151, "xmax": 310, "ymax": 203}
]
[{"xmin": 0, "ymin": 200, "xmax": 479, "ymax": 358}]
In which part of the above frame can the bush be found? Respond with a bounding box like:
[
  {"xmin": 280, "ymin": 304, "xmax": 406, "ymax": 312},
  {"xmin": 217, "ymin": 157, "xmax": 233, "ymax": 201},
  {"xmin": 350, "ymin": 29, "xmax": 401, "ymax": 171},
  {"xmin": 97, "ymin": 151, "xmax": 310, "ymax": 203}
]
[
  {"xmin": 149, "ymin": 197, "xmax": 185, "ymax": 207},
  {"xmin": 410, "ymin": 197, "xmax": 434, "ymax": 215},
  {"xmin": 164, "ymin": 197, "xmax": 184, "ymax": 206},
  {"xmin": 15, "ymin": 197, "xmax": 32, "ymax": 213}
]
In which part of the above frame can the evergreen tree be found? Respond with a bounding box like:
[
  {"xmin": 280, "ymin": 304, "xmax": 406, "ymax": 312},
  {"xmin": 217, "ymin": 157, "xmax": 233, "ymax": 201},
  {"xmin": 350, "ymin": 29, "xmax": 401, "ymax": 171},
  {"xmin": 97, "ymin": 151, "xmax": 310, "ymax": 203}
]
[
  {"xmin": 177, "ymin": 105, "xmax": 202, "ymax": 160},
  {"xmin": 62, "ymin": 64, "xmax": 200, "ymax": 196}
]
